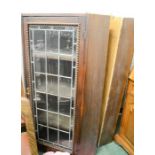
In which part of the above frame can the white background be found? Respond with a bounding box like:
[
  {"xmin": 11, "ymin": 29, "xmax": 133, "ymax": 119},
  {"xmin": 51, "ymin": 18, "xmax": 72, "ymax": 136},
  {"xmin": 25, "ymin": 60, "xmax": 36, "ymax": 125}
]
[{"xmin": 0, "ymin": 0, "xmax": 155, "ymax": 155}]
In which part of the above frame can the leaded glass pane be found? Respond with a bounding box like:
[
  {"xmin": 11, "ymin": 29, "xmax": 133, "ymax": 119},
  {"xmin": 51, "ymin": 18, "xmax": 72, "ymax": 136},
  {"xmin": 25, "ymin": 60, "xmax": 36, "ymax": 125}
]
[{"xmin": 29, "ymin": 24, "xmax": 78, "ymax": 150}]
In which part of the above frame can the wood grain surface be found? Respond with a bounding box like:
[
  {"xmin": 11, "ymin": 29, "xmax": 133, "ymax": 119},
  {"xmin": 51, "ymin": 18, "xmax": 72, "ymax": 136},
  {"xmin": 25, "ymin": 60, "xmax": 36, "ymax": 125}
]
[{"xmin": 99, "ymin": 18, "xmax": 134, "ymax": 145}]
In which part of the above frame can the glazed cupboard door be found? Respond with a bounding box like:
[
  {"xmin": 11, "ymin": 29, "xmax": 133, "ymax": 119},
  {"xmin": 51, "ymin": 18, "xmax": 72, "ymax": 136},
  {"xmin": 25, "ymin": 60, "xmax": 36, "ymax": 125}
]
[
  {"xmin": 22, "ymin": 16, "xmax": 85, "ymax": 153},
  {"xmin": 22, "ymin": 14, "xmax": 110, "ymax": 155}
]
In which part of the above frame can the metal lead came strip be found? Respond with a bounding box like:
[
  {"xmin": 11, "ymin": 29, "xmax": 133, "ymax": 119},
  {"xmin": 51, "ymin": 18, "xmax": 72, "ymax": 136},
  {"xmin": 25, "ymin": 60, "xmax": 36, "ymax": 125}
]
[
  {"xmin": 58, "ymin": 30, "xmax": 60, "ymax": 144},
  {"xmin": 31, "ymin": 28, "xmax": 39, "ymax": 138},
  {"xmin": 69, "ymin": 29, "xmax": 74, "ymax": 148},
  {"xmin": 45, "ymin": 29, "xmax": 49, "ymax": 141}
]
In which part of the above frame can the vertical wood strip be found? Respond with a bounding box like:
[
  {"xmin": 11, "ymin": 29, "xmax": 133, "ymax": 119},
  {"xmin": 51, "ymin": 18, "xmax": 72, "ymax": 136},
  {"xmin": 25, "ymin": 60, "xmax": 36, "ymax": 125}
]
[
  {"xmin": 98, "ymin": 16, "xmax": 123, "ymax": 145},
  {"xmin": 78, "ymin": 14, "xmax": 110, "ymax": 155},
  {"xmin": 21, "ymin": 97, "xmax": 38, "ymax": 155},
  {"xmin": 99, "ymin": 18, "xmax": 134, "ymax": 145}
]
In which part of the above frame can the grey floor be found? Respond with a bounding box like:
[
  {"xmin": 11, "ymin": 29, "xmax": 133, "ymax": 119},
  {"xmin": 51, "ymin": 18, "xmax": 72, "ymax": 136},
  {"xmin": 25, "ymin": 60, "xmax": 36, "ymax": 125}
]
[
  {"xmin": 96, "ymin": 141, "xmax": 128, "ymax": 155},
  {"xmin": 38, "ymin": 141, "xmax": 128, "ymax": 155}
]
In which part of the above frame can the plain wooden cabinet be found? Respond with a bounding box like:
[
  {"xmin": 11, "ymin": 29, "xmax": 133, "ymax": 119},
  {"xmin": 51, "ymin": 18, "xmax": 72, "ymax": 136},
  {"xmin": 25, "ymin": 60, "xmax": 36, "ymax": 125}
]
[
  {"xmin": 115, "ymin": 69, "xmax": 134, "ymax": 155},
  {"xmin": 22, "ymin": 14, "xmax": 110, "ymax": 155}
]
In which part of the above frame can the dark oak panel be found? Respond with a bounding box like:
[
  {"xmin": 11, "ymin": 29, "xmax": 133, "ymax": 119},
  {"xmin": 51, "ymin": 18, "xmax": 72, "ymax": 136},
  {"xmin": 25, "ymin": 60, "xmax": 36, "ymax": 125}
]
[{"xmin": 77, "ymin": 14, "xmax": 110, "ymax": 155}]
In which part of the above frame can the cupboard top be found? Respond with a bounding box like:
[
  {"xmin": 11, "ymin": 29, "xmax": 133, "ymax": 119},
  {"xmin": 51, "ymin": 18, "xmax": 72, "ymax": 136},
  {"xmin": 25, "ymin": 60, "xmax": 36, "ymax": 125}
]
[{"xmin": 22, "ymin": 13, "xmax": 108, "ymax": 18}]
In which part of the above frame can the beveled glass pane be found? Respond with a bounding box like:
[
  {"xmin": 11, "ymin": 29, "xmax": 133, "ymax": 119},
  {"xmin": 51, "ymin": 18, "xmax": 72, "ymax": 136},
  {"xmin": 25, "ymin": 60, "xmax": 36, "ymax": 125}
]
[
  {"xmin": 48, "ymin": 95, "xmax": 58, "ymax": 112},
  {"xmin": 34, "ymin": 30, "xmax": 45, "ymax": 51},
  {"xmin": 60, "ymin": 97, "xmax": 70, "ymax": 115},
  {"xmin": 48, "ymin": 112, "xmax": 58, "ymax": 128},
  {"xmin": 35, "ymin": 57, "xmax": 45, "ymax": 73},
  {"xmin": 36, "ymin": 93, "xmax": 46, "ymax": 110},
  {"xmin": 47, "ymin": 31, "xmax": 58, "ymax": 52},
  {"xmin": 47, "ymin": 76, "xmax": 58, "ymax": 95},
  {"xmin": 59, "ymin": 131, "xmax": 69, "ymax": 147},
  {"xmin": 60, "ymin": 60, "xmax": 72, "ymax": 77},
  {"xmin": 59, "ymin": 78, "xmax": 71, "ymax": 98},
  {"xmin": 60, "ymin": 31, "xmax": 73, "ymax": 54},
  {"xmin": 59, "ymin": 115, "xmax": 70, "ymax": 131},
  {"xmin": 36, "ymin": 74, "xmax": 46, "ymax": 92},
  {"xmin": 47, "ymin": 58, "xmax": 58, "ymax": 74},
  {"xmin": 38, "ymin": 125, "xmax": 47, "ymax": 140},
  {"xmin": 49, "ymin": 128, "xmax": 58, "ymax": 142},
  {"xmin": 38, "ymin": 110, "xmax": 47, "ymax": 125}
]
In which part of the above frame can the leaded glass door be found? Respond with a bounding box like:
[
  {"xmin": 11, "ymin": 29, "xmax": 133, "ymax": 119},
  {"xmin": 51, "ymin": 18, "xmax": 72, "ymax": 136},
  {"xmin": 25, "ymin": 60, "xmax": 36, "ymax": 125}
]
[{"xmin": 28, "ymin": 25, "xmax": 78, "ymax": 150}]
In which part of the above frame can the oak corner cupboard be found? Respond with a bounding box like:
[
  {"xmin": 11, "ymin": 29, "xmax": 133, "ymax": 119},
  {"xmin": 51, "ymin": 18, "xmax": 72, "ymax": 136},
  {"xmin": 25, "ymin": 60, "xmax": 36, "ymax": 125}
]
[{"xmin": 22, "ymin": 13, "xmax": 110, "ymax": 155}]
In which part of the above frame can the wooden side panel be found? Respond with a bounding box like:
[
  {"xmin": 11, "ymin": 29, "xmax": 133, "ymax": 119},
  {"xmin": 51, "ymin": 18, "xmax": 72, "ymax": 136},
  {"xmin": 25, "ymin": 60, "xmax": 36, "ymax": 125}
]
[
  {"xmin": 99, "ymin": 18, "xmax": 134, "ymax": 145},
  {"xmin": 98, "ymin": 17, "xmax": 123, "ymax": 145},
  {"xmin": 21, "ymin": 97, "xmax": 38, "ymax": 155},
  {"xmin": 78, "ymin": 14, "xmax": 110, "ymax": 155}
]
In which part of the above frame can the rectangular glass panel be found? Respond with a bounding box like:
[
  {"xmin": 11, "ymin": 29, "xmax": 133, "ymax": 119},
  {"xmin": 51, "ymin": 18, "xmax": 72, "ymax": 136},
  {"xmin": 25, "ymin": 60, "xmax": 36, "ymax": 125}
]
[
  {"xmin": 36, "ymin": 93, "xmax": 46, "ymax": 110},
  {"xmin": 48, "ymin": 112, "xmax": 58, "ymax": 128},
  {"xmin": 59, "ymin": 131, "xmax": 69, "ymax": 147},
  {"xmin": 47, "ymin": 76, "xmax": 58, "ymax": 95},
  {"xmin": 35, "ymin": 74, "xmax": 46, "ymax": 92},
  {"xmin": 48, "ymin": 95, "xmax": 58, "ymax": 112},
  {"xmin": 38, "ymin": 125, "xmax": 47, "ymax": 140},
  {"xmin": 60, "ymin": 60, "xmax": 72, "ymax": 77},
  {"xmin": 59, "ymin": 115, "xmax": 70, "ymax": 131},
  {"xmin": 59, "ymin": 77, "xmax": 71, "ymax": 98},
  {"xmin": 35, "ymin": 56, "xmax": 45, "ymax": 73},
  {"xmin": 37, "ymin": 109, "xmax": 47, "ymax": 125},
  {"xmin": 29, "ymin": 25, "xmax": 78, "ymax": 150},
  {"xmin": 49, "ymin": 128, "xmax": 58, "ymax": 142},
  {"xmin": 47, "ymin": 30, "xmax": 58, "ymax": 53},
  {"xmin": 34, "ymin": 30, "xmax": 45, "ymax": 51},
  {"xmin": 47, "ymin": 58, "xmax": 58, "ymax": 74},
  {"xmin": 59, "ymin": 97, "xmax": 70, "ymax": 115},
  {"xmin": 60, "ymin": 31, "xmax": 73, "ymax": 54}
]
